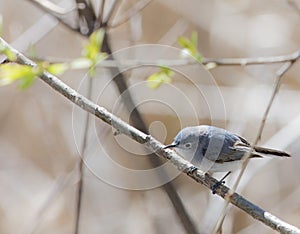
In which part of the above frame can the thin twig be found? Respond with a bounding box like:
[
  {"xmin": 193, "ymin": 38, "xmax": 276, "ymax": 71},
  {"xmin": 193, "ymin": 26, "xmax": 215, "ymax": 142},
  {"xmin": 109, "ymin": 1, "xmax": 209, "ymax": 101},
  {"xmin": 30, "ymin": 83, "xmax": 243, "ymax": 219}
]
[
  {"xmin": 28, "ymin": 51, "xmax": 300, "ymax": 69},
  {"xmin": 1, "ymin": 37, "xmax": 299, "ymax": 234},
  {"xmin": 108, "ymin": 0, "xmax": 153, "ymax": 28}
]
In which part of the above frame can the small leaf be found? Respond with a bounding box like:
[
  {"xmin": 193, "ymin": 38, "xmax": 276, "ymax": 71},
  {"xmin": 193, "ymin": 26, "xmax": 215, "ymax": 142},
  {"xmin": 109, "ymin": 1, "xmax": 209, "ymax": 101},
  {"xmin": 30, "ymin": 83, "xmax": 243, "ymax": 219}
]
[
  {"xmin": 82, "ymin": 29, "xmax": 105, "ymax": 61},
  {"xmin": 147, "ymin": 73, "xmax": 163, "ymax": 90},
  {"xmin": 0, "ymin": 46, "xmax": 17, "ymax": 62},
  {"xmin": 160, "ymin": 66, "xmax": 174, "ymax": 77},
  {"xmin": 46, "ymin": 63, "xmax": 68, "ymax": 75},
  {"xmin": 147, "ymin": 67, "xmax": 174, "ymax": 90},
  {"xmin": 178, "ymin": 32, "xmax": 202, "ymax": 62},
  {"xmin": 178, "ymin": 36, "xmax": 191, "ymax": 49},
  {"xmin": 0, "ymin": 63, "xmax": 37, "ymax": 88},
  {"xmin": 70, "ymin": 58, "xmax": 92, "ymax": 70}
]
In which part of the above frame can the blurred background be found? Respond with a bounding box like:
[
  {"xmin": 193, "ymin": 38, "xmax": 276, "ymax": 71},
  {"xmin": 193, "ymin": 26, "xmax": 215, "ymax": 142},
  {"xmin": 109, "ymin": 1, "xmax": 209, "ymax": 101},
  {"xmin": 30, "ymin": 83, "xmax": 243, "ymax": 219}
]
[{"xmin": 1, "ymin": 0, "xmax": 300, "ymax": 233}]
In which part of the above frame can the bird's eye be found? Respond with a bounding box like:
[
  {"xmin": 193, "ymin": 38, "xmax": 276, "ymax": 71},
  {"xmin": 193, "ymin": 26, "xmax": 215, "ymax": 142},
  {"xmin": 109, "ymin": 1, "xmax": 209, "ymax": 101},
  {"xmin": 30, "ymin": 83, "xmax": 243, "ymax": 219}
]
[{"xmin": 184, "ymin": 143, "xmax": 192, "ymax": 148}]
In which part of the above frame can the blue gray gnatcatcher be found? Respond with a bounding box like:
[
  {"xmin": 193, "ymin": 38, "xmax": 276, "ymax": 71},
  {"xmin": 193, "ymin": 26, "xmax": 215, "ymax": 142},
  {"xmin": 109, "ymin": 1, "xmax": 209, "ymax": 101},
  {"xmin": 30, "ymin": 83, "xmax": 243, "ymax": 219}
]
[{"xmin": 164, "ymin": 125, "xmax": 290, "ymax": 188}]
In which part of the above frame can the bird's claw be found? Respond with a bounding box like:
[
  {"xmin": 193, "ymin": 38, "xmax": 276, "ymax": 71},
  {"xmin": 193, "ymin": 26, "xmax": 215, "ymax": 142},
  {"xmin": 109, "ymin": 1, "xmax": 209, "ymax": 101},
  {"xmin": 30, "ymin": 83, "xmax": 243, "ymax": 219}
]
[{"xmin": 211, "ymin": 180, "xmax": 225, "ymax": 194}]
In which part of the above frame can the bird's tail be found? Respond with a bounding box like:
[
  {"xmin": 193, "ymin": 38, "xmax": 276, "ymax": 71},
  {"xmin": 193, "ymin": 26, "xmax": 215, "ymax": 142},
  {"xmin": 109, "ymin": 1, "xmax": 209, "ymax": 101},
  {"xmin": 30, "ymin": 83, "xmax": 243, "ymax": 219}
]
[{"xmin": 253, "ymin": 146, "xmax": 290, "ymax": 157}]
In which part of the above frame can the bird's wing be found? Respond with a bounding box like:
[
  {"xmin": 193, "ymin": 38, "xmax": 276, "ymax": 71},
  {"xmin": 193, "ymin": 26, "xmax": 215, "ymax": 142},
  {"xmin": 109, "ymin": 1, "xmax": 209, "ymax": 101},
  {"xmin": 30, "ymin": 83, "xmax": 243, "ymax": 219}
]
[
  {"xmin": 205, "ymin": 132, "xmax": 261, "ymax": 163},
  {"xmin": 229, "ymin": 134, "xmax": 263, "ymax": 159}
]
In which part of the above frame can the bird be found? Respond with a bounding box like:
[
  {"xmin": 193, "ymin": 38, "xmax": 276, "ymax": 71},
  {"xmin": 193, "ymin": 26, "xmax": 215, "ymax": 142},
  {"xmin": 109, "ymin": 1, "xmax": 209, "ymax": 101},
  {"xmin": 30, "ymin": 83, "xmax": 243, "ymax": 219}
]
[{"xmin": 164, "ymin": 125, "xmax": 290, "ymax": 192}]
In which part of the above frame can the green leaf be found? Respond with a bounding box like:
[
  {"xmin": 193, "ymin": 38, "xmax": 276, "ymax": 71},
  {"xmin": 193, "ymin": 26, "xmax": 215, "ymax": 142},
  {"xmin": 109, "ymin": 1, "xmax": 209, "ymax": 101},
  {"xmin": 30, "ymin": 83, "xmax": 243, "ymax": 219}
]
[
  {"xmin": 177, "ymin": 31, "xmax": 202, "ymax": 62},
  {"xmin": 46, "ymin": 63, "xmax": 68, "ymax": 75},
  {"xmin": 178, "ymin": 36, "xmax": 191, "ymax": 50},
  {"xmin": 80, "ymin": 29, "xmax": 107, "ymax": 76},
  {"xmin": 160, "ymin": 66, "xmax": 174, "ymax": 77},
  {"xmin": 82, "ymin": 29, "xmax": 105, "ymax": 61},
  {"xmin": 0, "ymin": 63, "xmax": 37, "ymax": 88},
  {"xmin": 147, "ymin": 67, "xmax": 174, "ymax": 90},
  {"xmin": 147, "ymin": 73, "xmax": 163, "ymax": 90},
  {"xmin": 0, "ymin": 46, "xmax": 17, "ymax": 62}
]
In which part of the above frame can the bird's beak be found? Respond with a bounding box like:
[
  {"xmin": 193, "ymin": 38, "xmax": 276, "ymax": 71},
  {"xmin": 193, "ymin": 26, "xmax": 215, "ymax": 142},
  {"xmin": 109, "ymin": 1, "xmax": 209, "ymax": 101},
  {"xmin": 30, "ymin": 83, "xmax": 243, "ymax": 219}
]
[{"xmin": 163, "ymin": 142, "xmax": 178, "ymax": 149}]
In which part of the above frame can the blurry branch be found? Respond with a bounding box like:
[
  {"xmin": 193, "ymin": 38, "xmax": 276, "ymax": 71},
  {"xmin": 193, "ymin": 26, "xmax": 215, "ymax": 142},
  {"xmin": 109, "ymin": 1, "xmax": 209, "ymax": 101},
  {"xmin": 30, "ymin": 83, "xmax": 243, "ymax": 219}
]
[
  {"xmin": 203, "ymin": 51, "xmax": 300, "ymax": 66},
  {"xmin": 1, "ymin": 37, "xmax": 300, "ymax": 234},
  {"xmin": 95, "ymin": 51, "xmax": 300, "ymax": 67},
  {"xmin": 255, "ymin": 61, "xmax": 295, "ymax": 144},
  {"xmin": 108, "ymin": 0, "xmax": 153, "ymax": 28},
  {"xmin": 29, "ymin": 51, "xmax": 300, "ymax": 68}
]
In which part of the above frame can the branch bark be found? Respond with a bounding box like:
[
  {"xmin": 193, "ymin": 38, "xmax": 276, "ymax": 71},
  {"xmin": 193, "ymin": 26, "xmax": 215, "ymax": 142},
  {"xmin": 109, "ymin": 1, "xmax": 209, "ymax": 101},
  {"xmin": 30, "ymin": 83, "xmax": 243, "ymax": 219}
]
[{"xmin": 1, "ymin": 37, "xmax": 299, "ymax": 234}]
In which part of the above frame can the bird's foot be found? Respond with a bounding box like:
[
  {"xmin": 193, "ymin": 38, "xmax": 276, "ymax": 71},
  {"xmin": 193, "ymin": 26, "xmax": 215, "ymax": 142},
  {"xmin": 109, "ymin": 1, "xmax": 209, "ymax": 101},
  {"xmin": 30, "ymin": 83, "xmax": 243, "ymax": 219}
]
[
  {"xmin": 211, "ymin": 171, "xmax": 231, "ymax": 194},
  {"xmin": 211, "ymin": 180, "xmax": 226, "ymax": 194}
]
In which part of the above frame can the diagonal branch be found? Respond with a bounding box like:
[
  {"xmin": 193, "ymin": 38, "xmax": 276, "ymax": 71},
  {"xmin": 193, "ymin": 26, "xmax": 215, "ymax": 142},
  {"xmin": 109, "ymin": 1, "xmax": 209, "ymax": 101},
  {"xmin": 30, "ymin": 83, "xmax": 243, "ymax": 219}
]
[{"xmin": 1, "ymin": 37, "xmax": 299, "ymax": 234}]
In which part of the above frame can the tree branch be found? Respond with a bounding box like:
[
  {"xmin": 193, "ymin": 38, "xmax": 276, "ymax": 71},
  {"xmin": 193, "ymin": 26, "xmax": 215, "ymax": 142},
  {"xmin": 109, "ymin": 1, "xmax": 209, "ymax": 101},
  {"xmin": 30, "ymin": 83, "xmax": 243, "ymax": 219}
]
[
  {"xmin": 33, "ymin": 51, "xmax": 300, "ymax": 68},
  {"xmin": 1, "ymin": 37, "xmax": 299, "ymax": 234}
]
